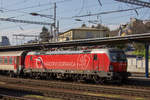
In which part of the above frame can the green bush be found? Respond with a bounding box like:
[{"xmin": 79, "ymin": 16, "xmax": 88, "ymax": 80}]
[{"xmin": 132, "ymin": 50, "xmax": 150, "ymax": 58}]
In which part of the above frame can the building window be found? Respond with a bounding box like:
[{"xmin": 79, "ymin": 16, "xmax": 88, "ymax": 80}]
[
  {"xmin": 86, "ymin": 32, "xmax": 93, "ymax": 38},
  {"xmin": 9, "ymin": 57, "xmax": 13, "ymax": 64},
  {"xmin": 66, "ymin": 37, "xmax": 69, "ymax": 41}
]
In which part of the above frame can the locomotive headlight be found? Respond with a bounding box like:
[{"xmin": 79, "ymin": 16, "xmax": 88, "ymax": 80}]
[{"xmin": 109, "ymin": 65, "xmax": 114, "ymax": 72}]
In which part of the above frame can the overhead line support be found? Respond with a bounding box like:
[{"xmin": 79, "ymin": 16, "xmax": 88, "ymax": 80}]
[
  {"xmin": 115, "ymin": 0, "xmax": 150, "ymax": 8},
  {"xmin": 0, "ymin": 18, "xmax": 52, "ymax": 25}
]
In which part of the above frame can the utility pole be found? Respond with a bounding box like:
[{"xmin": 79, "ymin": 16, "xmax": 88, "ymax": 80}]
[
  {"xmin": 57, "ymin": 20, "xmax": 59, "ymax": 41},
  {"xmin": 54, "ymin": 2, "xmax": 57, "ymax": 42},
  {"xmin": 57, "ymin": 20, "xmax": 59, "ymax": 34}
]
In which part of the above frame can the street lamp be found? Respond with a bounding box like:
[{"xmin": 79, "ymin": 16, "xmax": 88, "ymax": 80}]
[
  {"xmin": 30, "ymin": 12, "xmax": 57, "ymax": 42},
  {"xmin": 30, "ymin": 12, "xmax": 54, "ymax": 19},
  {"xmin": 75, "ymin": 19, "xmax": 82, "ymax": 21}
]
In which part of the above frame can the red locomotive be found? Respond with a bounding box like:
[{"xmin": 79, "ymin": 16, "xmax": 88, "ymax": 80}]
[{"xmin": 0, "ymin": 48, "xmax": 130, "ymax": 83}]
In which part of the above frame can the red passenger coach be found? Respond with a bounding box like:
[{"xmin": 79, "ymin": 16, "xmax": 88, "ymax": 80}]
[
  {"xmin": 24, "ymin": 48, "xmax": 130, "ymax": 82},
  {"xmin": 0, "ymin": 51, "xmax": 27, "ymax": 76}
]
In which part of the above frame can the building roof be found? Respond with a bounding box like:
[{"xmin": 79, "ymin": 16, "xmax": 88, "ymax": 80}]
[
  {"xmin": 59, "ymin": 27, "xmax": 107, "ymax": 36},
  {"xmin": 0, "ymin": 51, "xmax": 24, "ymax": 56}
]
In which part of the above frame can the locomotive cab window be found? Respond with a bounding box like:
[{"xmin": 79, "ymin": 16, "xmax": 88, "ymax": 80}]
[
  {"xmin": 93, "ymin": 54, "xmax": 97, "ymax": 60},
  {"xmin": 110, "ymin": 51, "xmax": 126, "ymax": 62}
]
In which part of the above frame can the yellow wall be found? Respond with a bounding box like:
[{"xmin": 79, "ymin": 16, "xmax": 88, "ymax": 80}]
[
  {"xmin": 58, "ymin": 31, "xmax": 73, "ymax": 42},
  {"xmin": 58, "ymin": 29, "xmax": 106, "ymax": 42},
  {"xmin": 73, "ymin": 30, "xmax": 105, "ymax": 40}
]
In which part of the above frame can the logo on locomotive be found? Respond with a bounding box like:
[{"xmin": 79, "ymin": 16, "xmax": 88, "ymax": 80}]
[
  {"xmin": 35, "ymin": 57, "xmax": 44, "ymax": 68},
  {"xmin": 77, "ymin": 54, "xmax": 90, "ymax": 70}
]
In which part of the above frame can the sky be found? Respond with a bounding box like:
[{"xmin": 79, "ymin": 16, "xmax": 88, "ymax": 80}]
[{"xmin": 0, "ymin": 0, "xmax": 149, "ymax": 45}]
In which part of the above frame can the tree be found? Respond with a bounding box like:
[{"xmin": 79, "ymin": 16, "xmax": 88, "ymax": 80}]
[
  {"xmin": 95, "ymin": 24, "xmax": 110, "ymax": 37},
  {"xmin": 133, "ymin": 43, "xmax": 144, "ymax": 52},
  {"xmin": 40, "ymin": 26, "xmax": 50, "ymax": 42},
  {"xmin": 96, "ymin": 24, "xmax": 110, "ymax": 31},
  {"xmin": 81, "ymin": 23, "xmax": 86, "ymax": 27}
]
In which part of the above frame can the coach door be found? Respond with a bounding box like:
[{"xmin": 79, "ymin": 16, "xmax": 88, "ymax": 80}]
[
  {"xmin": 93, "ymin": 54, "xmax": 99, "ymax": 71},
  {"xmin": 14, "ymin": 56, "xmax": 20, "ymax": 70}
]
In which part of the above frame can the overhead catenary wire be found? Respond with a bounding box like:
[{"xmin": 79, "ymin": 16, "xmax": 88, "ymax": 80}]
[
  {"xmin": 61, "ymin": 6, "xmax": 143, "ymax": 20},
  {"xmin": 75, "ymin": 0, "xmax": 85, "ymax": 16},
  {"xmin": 4, "ymin": 3, "xmax": 53, "ymax": 13},
  {"xmin": 6, "ymin": 7, "xmax": 53, "ymax": 21},
  {"xmin": 115, "ymin": 0, "xmax": 150, "ymax": 8},
  {"xmin": 0, "ymin": 22, "xmax": 43, "ymax": 31},
  {"xmin": 4, "ymin": 0, "xmax": 30, "ymax": 8},
  {"xmin": 0, "ymin": 18, "xmax": 52, "ymax": 25},
  {"xmin": 0, "ymin": 0, "xmax": 147, "ymax": 39},
  {"xmin": 3, "ymin": 0, "xmax": 72, "ymax": 13},
  {"xmin": 97, "ymin": 0, "xmax": 102, "ymax": 6},
  {"xmin": 73, "ymin": 7, "xmax": 143, "ymax": 18},
  {"xmin": 1, "ymin": 0, "xmax": 73, "ymax": 21}
]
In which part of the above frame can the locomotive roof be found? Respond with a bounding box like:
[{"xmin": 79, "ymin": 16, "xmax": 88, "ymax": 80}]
[
  {"xmin": 0, "ymin": 51, "xmax": 25, "ymax": 56},
  {"xmin": 27, "ymin": 48, "xmax": 123, "ymax": 55},
  {"xmin": 27, "ymin": 50, "xmax": 86, "ymax": 55}
]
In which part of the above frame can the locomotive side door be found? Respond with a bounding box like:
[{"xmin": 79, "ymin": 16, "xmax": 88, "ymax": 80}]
[
  {"xmin": 97, "ymin": 54, "xmax": 104, "ymax": 71},
  {"xmin": 30, "ymin": 56, "xmax": 35, "ymax": 69},
  {"xmin": 93, "ymin": 54, "xmax": 99, "ymax": 71}
]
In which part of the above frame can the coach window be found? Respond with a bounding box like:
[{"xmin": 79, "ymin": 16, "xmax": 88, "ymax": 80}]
[
  {"xmin": 13, "ymin": 57, "xmax": 15, "ymax": 64},
  {"xmin": 4, "ymin": 57, "xmax": 8, "ymax": 64},
  {"xmin": 0, "ymin": 57, "xmax": 2, "ymax": 64},
  {"xmin": 9, "ymin": 57, "xmax": 13, "ymax": 64}
]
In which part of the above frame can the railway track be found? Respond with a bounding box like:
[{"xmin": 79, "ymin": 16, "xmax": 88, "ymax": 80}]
[
  {"xmin": 0, "ymin": 82, "xmax": 122, "ymax": 100},
  {"xmin": 0, "ymin": 86, "xmax": 41, "ymax": 100},
  {"xmin": 1, "ymin": 75, "xmax": 150, "ymax": 89},
  {"xmin": 0, "ymin": 75, "xmax": 149, "ymax": 100},
  {"xmin": 0, "ymin": 94, "xmax": 29, "ymax": 100}
]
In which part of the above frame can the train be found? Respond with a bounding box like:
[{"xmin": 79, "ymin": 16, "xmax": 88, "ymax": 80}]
[{"xmin": 0, "ymin": 48, "xmax": 130, "ymax": 83}]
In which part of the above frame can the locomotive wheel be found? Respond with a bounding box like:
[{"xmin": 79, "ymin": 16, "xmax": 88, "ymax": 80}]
[{"xmin": 93, "ymin": 76, "xmax": 104, "ymax": 84}]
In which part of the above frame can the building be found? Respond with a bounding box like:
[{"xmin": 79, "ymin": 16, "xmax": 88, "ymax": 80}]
[
  {"xmin": 58, "ymin": 27, "xmax": 108, "ymax": 42},
  {"xmin": 0, "ymin": 36, "xmax": 10, "ymax": 46},
  {"xmin": 110, "ymin": 18, "xmax": 150, "ymax": 37}
]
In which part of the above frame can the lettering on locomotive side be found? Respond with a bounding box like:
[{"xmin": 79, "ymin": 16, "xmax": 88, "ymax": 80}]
[
  {"xmin": 34, "ymin": 54, "xmax": 91, "ymax": 69},
  {"xmin": 45, "ymin": 62, "xmax": 76, "ymax": 67}
]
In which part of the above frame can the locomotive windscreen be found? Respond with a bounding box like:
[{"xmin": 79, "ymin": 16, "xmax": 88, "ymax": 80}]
[{"xmin": 109, "ymin": 50, "xmax": 126, "ymax": 62}]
